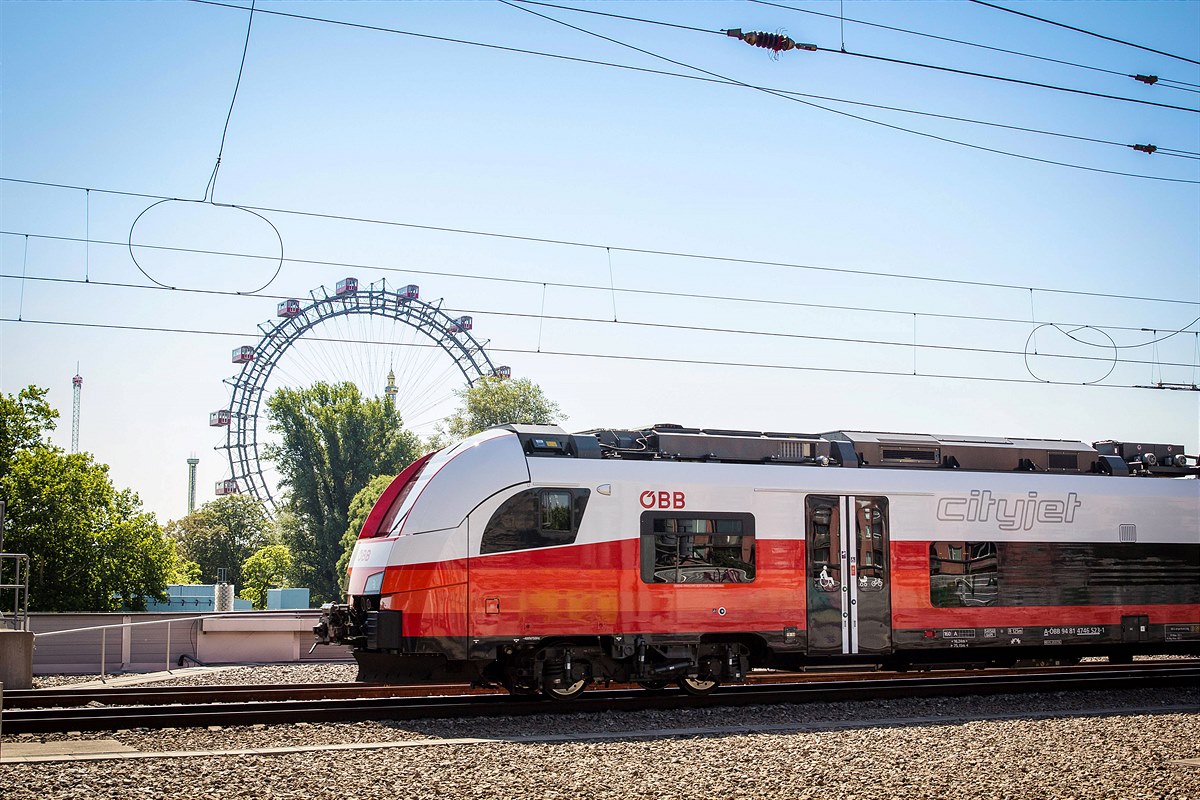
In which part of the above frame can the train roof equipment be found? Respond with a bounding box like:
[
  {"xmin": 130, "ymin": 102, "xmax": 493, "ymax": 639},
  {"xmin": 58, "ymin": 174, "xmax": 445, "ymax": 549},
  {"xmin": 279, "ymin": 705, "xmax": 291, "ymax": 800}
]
[{"xmin": 574, "ymin": 424, "xmax": 1197, "ymax": 477}]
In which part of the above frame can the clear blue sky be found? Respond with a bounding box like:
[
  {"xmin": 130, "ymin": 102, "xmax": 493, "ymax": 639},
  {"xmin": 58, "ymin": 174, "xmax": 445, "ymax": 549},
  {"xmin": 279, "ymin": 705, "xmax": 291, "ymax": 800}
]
[{"xmin": 2, "ymin": 0, "xmax": 1197, "ymax": 524}]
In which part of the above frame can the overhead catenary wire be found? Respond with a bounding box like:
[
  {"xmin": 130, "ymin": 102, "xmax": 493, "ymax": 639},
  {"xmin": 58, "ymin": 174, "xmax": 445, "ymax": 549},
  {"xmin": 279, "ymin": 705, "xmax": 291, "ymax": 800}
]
[
  {"xmin": 813, "ymin": 47, "xmax": 1199, "ymax": 114},
  {"xmin": 177, "ymin": 0, "xmax": 1200, "ymax": 183},
  {"xmin": 498, "ymin": 2, "xmax": 1200, "ymax": 185},
  {"xmin": 6, "ymin": 229, "xmax": 1198, "ymax": 335},
  {"xmin": 968, "ymin": 0, "xmax": 1200, "ymax": 67},
  {"xmin": 749, "ymin": 0, "xmax": 1200, "ymax": 91},
  {"xmin": 4, "ymin": 236, "xmax": 1196, "ymax": 375},
  {"xmin": 3, "ymin": 315, "xmax": 1195, "ymax": 391},
  {"xmin": 203, "ymin": 0, "xmax": 257, "ymax": 203},
  {"xmin": 2, "ymin": 184, "xmax": 1197, "ymax": 308},
  {"xmin": 5, "ymin": 269, "xmax": 1194, "ymax": 371},
  {"xmin": 508, "ymin": 0, "xmax": 1199, "ymax": 113},
  {"xmin": 8, "ymin": 230, "xmax": 1199, "ymax": 369},
  {"xmin": 183, "ymin": 0, "xmax": 1198, "ymax": 157}
]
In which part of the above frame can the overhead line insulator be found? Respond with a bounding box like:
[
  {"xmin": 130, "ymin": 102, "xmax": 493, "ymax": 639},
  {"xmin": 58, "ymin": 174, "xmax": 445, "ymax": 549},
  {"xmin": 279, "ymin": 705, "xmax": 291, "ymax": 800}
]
[
  {"xmin": 1131, "ymin": 144, "xmax": 1158, "ymax": 155},
  {"xmin": 1133, "ymin": 74, "xmax": 1159, "ymax": 85},
  {"xmin": 724, "ymin": 28, "xmax": 817, "ymax": 54}
]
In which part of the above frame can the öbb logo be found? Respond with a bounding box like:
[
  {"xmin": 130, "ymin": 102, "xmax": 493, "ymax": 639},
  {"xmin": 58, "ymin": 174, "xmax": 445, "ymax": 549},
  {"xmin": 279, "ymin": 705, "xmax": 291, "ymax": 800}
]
[{"xmin": 640, "ymin": 490, "xmax": 686, "ymax": 509}]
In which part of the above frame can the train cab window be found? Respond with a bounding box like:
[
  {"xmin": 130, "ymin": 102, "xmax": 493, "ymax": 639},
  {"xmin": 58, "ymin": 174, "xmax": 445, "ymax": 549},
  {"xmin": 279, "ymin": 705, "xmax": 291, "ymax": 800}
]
[
  {"xmin": 930, "ymin": 541, "xmax": 998, "ymax": 607},
  {"xmin": 639, "ymin": 512, "xmax": 755, "ymax": 584},
  {"xmin": 481, "ymin": 488, "xmax": 590, "ymax": 554}
]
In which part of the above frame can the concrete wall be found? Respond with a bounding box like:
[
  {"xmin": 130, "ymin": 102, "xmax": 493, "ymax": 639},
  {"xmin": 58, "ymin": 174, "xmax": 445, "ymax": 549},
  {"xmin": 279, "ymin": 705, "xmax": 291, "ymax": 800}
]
[{"xmin": 28, "ymin": 611, "xmax": 353, "ymax": 675}]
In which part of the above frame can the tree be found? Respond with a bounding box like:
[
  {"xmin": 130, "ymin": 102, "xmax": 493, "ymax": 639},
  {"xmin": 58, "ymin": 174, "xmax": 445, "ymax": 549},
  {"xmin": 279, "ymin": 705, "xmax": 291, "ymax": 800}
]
[
  {"xmin": 436, "ymin": 376, "xmax": 563, "ymax": 445},
  {"xmin": 1, "ymin": 386, "xmax": 176, "ymax": 611},
  {"xmin": 238, "ymin": 544, "xmax": 295, "ymax": 609},
  {"xmin": 166, "ymin": 549, "xmax": 202, "ymax": 585},
  {"xmin": 265, "ymin": 381, "xmax": 421, "ymax": 603},
  {"xmin": 0, "ymin": 385, "xmax": 57, "ymax": 478},
  {"xmin": 164, "ymin": 494, "xmax": 273, "ymax": 588},
  {"xmin": 336, "ymin": 474, "xmax": 395, "ymax": 591}
]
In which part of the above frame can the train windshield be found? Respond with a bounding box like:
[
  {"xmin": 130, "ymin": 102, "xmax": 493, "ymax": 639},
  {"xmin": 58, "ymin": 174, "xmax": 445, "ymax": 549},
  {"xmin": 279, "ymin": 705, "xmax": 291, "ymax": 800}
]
[
  {"xmin": 384, "ymin": 429, "xmax": 516, "ymax": 534},
  {"xmin": 373, "ymin": 461, "xmax": 430, "ymax": 536}
]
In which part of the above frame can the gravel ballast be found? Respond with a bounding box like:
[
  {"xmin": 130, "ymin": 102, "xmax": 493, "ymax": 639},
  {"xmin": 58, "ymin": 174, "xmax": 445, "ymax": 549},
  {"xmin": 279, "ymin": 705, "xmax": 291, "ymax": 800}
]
[{"xmin": 4, "ymin": 664, "xmax": 1198, "ymax": 799}]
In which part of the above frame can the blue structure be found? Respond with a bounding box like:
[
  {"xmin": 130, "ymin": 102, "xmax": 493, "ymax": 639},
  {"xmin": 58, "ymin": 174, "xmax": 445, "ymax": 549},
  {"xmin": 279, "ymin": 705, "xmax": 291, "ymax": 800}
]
[
  {"xmin": 267, "ymin": 588, "xmax": 311, "ymax": 610},
  {"xmin": 143, "ymin": 584, "xmax": 252, "ymax": 612}
]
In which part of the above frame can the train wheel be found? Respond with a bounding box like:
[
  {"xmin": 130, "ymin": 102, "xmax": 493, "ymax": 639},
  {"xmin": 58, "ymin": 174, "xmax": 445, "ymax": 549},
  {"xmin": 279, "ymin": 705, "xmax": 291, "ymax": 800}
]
[
  {"xmin": 677, "ymin": 676, "xmax": 719, "ymax": 696},
  {"xmin": 542, "ymin": 678, "xmax": 589, "ymax": 701},
  {"xmin": 637, "ymin": 680, "xmax": 669, "ymax": 691}
]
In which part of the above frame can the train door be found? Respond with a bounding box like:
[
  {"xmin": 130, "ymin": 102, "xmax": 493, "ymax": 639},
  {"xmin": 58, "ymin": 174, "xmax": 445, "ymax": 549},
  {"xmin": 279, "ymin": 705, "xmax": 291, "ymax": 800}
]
[{"xmin": 805, "ymin": 495, "xmax": 892, "ymax": 656}]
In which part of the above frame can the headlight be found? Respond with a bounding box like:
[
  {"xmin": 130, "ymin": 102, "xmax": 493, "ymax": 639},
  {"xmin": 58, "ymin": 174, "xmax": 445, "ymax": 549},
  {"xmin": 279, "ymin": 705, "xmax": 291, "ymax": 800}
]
[{"xmin": 363, "ymin": 570, "xmax": 384, "ymax": 595}]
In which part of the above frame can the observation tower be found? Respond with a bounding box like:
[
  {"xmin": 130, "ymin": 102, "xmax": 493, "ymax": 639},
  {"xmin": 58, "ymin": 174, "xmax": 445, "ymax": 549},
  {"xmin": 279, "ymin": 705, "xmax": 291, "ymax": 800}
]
[{"xmin": 187, "ymin": 456, "xmax": 200, "ymax": 514}]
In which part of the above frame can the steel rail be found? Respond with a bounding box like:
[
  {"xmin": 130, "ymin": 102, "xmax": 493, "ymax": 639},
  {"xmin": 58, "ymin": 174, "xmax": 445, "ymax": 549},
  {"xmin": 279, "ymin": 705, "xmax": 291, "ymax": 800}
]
[
  {"xmin": 3, "ymin": 682, "xmax": 490, "ymax": 709},
  {"xmin": 0, "ymin": 671, "xmax": 863, "ymax": 710},
  {"xmin": 6, "ymin": 660, "xmax": 1190, "ymax": 710},
  {"xmin": 5, "ymin": 664, "xmax": 1197, "ymax": 735}
]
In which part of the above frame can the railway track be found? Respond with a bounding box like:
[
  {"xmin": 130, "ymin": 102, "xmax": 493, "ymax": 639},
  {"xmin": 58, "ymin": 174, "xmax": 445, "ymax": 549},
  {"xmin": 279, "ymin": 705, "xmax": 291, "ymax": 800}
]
[
  {"xmin": 4, "ymin": 662, "xmax": 1197, "ymax": 735},
  {"xmin": 3, "ymin": 668, "xmax": 915, "ymax": 710}
]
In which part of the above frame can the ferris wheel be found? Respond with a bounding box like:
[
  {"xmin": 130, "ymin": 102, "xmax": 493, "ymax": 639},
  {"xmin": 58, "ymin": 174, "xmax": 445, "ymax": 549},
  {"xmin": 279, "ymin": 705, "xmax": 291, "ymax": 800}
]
[{"xmin": 208, "ymin": 277, "xmax": 504, "ymax": 514}]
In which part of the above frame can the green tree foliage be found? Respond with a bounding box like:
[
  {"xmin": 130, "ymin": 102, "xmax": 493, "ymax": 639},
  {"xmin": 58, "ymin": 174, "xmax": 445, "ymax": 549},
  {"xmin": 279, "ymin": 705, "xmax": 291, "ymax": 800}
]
[
  {"xmin": 167, "ymin": 550, "xmax": 202, "ymax": 585},
  {"xmin": 1, "ymin": 386, "xmax": 176, "ymax": 611},
  {"xmin": 0, "ymin": 385, "xmax": 57, "ymax": 477},
  {"xmin": 336, "ymin": 474, "xmax": 395, "ymax": 591},
  {"xmin": 436, "ymin": 376, "xmax": 563, "ymax": 445},
  {"xmin": 164, "ymin": 494, "xmax": 273, "ymax": 588},
  {"xmin": 238, "ymin": 544, "xmax": 295, "ymax": 609},
  {"xmin": 265, "ymin": 381, "xmax": 420, "ymax": 603}
]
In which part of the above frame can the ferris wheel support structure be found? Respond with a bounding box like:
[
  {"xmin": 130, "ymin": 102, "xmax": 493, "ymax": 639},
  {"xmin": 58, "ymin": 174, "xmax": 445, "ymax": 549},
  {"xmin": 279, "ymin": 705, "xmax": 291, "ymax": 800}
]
[{"xmin": 215, "ymin": 278, "xmax": 497, "ymax": 514}]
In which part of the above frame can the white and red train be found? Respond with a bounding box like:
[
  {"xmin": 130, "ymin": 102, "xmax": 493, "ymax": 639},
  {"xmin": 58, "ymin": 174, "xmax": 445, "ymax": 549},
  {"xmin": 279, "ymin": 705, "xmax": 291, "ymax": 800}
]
[{"xmin": 314, "ymin": 424, "xmax": 1200, "ymax": 698}]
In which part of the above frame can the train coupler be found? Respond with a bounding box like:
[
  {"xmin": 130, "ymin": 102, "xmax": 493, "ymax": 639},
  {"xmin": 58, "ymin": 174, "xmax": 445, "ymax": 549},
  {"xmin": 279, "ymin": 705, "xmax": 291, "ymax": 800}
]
[{"xmin": 313, "ymin": 602, "xmax": 365, "ymax": 647}]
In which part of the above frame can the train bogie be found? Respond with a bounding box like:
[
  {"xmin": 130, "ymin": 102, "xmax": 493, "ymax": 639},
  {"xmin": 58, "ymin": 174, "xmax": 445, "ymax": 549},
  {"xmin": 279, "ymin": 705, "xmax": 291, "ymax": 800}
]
[{"xmin": 316, "ymin": 424, "xmax": 1200, "ymax": 695}]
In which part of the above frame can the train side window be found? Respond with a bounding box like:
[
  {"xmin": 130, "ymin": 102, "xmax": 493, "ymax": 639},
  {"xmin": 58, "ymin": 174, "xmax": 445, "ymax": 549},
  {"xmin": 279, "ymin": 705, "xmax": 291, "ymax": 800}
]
[
  {"xmin": 540, "ymin": 490, "xmax": 572, "ymax": 532},
  {"xmin": 930, "ymin": 541, "xmax": 998, "ymax": 607},
  {"xmin": 639, "ymin": 512, "xmax": 755, "ymax": 584},
  {"xmin": 855, "ymin": 497, "xmax": 888, "ymax": 592},
  {"xmin": 481, "ymin": 488, "xmax": 590, "ymax": 554},
  {"xmin": 806, "ymin": 496, "xmax": 840, "ymax": 593}
]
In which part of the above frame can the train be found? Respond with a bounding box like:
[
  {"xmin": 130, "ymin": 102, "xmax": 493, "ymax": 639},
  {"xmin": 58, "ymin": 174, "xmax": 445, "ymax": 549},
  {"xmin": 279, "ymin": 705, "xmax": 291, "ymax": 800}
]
[{"xmin": 313, "ymin": 423, "xmax": 1200, "ymax": 698}]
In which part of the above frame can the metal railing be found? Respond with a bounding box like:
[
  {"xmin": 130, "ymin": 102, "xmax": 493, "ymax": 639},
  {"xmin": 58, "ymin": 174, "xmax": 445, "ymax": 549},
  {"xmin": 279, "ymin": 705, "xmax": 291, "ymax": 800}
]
[
  {"xmin": 33, "ymin": 614, "xmax": 239, "ymax": 681},
  {"xmin": 0, "ymin": 552, "xmax": 30, "ymax": 631}
]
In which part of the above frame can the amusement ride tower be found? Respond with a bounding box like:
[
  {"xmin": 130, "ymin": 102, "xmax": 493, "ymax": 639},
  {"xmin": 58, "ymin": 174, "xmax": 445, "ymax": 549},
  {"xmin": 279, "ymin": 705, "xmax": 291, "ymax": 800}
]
[{"xmin": 71, "ymin": 369, "xmax": 82, "ymax": 454}]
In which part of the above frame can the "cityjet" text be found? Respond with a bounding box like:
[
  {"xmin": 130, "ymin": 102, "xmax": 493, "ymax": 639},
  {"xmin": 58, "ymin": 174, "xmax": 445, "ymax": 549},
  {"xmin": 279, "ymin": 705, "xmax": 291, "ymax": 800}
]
[{"xmin": 936, "ymin": 490, "xmax": 1082, "ymax": 531}]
